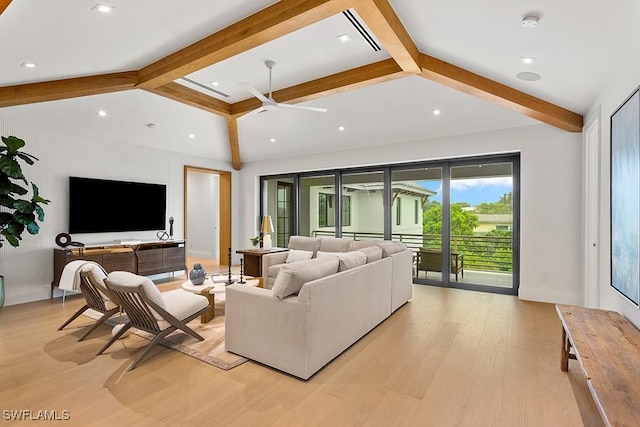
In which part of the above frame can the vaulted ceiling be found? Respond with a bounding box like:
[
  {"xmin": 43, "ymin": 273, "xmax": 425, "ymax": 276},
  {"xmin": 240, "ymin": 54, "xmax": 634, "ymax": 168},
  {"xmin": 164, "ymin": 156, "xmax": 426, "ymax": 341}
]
[{"xmin": 2, "ymin": 1, "xmax": 635, "ymax": 170}]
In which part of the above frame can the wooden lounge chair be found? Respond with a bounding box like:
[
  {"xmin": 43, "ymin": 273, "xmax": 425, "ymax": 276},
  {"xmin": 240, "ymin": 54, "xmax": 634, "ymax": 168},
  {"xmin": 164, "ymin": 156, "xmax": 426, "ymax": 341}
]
[
  {"xmin": 98, "ymin": 271, "xmax": 209, "ymax": 370},
  {"xmin": 57, "ymin": 264, "xmax": 119, "ymax": 341}
]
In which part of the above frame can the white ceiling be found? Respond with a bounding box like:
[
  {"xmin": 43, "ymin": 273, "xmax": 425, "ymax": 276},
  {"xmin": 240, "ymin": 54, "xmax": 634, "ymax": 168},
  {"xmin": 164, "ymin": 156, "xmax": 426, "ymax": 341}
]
[{"xmin": 1, "ymin": 0, "xmax": 639, "ymax": 165}]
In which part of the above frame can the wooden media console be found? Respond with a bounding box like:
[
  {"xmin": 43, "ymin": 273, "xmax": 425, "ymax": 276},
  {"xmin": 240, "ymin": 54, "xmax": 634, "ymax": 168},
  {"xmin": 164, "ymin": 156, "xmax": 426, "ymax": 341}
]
[{"xmin": 52, "ymin": 240, "xmax": 186, "ymax": 295}]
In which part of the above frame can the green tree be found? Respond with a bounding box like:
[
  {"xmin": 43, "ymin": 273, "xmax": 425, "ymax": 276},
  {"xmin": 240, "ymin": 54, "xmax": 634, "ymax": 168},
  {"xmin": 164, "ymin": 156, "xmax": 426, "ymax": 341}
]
[
  {"xmin": 423, "ymin": 202, "xmax": 478, "ymax": 235},
  {"xmin": 475, "ymin": 192, "xmax": 512, "ymax": 214}
]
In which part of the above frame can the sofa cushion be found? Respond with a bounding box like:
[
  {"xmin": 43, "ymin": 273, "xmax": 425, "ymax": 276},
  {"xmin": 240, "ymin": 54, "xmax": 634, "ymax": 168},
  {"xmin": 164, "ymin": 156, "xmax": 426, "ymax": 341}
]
[
  {"xmin": 348, "ymin": 239, "xmax": 383, "ymax": 252},
  {"xmin": 319, "ymin": 237, "xmax": 352, "ymax": 253},
  {"xmin": 359, "ymin": 245, "xmax": 383, "ymax": 263},
  {"xmin": 337, "ymin": 251, "xmax": 367, "ymax": 272},
  {"xmin": 272, "ymin": 258, "xmax": 339, "ymax": 299},
  {"xmin": 268, "ymin": 263, "xmax": 285, "ymax": 278},
  {"xmin": 286, "ymin": 249, "xmax": 313, "ymax": 263},
  {"xmin": 288, "ymin": 236, "xmax": 322, "ymax": 256},
  {"xmin": 378, "ymin": 241, "xmax": 408, "ymax": 257},
  {"xmin": 316, "ymin": 250, "xmax": 343, "ymax": 259}
]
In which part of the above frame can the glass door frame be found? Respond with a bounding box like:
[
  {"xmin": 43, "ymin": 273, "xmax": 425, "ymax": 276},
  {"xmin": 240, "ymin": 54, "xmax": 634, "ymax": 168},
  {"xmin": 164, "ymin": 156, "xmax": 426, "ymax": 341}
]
[{"xmin": 259, "ymin": 153, "xmax": 520, "ymax": 296}]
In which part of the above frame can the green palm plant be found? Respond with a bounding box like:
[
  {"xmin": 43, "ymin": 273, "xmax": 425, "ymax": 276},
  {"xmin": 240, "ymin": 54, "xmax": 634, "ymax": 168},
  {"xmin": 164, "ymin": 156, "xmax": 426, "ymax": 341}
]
[{"xmin": 0, "ymin": 135, "xmax": 50, "ymax": 248}]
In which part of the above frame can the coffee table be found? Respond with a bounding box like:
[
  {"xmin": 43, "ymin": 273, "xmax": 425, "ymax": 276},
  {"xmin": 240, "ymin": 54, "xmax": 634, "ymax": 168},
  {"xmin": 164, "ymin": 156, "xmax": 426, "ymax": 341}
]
[{"xmin": 181, "ymin": 275, "xmax": 260, "ymax": 323}]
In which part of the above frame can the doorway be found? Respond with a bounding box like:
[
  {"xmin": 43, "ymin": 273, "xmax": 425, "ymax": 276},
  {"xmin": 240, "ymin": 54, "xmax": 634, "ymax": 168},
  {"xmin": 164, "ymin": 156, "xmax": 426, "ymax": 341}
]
[{"xmin": 184, "ymin": 166, "xmax": 231, "ymax": 266}]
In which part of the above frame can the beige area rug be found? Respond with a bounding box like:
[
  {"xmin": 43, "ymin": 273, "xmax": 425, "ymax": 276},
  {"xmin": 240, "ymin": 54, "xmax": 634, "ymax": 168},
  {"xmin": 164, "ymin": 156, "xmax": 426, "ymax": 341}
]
[{"xmin": 83, "ymin": 309, "xmax": 247, "ymax": 370}]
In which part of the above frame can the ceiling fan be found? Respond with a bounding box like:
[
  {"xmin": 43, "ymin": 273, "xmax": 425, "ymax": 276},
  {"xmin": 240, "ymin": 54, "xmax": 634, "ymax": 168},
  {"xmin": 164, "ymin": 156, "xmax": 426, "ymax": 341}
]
[{"xmin": 240, "ymin": 60, "xmax": 328, "ymax": 118}]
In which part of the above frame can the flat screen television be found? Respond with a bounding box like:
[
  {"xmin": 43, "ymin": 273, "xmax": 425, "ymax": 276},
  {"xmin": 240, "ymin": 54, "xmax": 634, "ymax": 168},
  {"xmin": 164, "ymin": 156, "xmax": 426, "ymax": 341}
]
[{"xmin": 69, "ymin": 176, "xmax": 167, "ymax": 234}]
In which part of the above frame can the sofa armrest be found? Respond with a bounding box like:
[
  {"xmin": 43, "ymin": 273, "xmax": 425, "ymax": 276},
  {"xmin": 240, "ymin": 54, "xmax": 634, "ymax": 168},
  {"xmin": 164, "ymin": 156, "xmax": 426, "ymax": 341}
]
[
  {"xmin": 261, "ymin": 251, "xmax": 289, "ymax": 285},
  {"xmin": 225, "ymin": 284, "xmax": 310, "ymax": 378}
]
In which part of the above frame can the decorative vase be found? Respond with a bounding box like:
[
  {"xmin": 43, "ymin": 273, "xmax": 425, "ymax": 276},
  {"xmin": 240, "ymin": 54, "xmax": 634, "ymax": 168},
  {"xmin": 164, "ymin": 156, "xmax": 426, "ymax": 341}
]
[
  {"xmin": 189, "ymin": 263, "xmax": 206, "ymax": 285},
  {"xmin": 0, "ymin": 275, "xmax": 4, "ymax": 308}
]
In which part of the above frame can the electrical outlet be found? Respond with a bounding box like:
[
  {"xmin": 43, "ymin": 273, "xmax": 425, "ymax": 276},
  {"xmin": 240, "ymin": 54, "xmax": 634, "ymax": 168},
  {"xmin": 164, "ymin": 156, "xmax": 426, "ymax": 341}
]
[{"xmin": 542, "ymin": 272, "xmax": 550, "ymax": 281}]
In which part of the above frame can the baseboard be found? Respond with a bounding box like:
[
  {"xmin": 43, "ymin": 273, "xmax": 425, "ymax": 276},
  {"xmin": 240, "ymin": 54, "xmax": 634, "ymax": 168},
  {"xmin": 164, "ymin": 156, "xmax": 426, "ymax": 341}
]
[{"xmin": 518, "ymin": 286, "xmax": 582, "ymax": 305}]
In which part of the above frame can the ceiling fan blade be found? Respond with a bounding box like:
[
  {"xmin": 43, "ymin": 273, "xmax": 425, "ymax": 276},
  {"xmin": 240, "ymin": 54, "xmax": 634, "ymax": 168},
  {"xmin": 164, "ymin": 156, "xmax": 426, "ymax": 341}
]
[
  {"xmin": 239, "ymin": 106, "xmax": 266, "ymax": 119},
  {"xmin": 277, "ymin": 103, "xmax": 328, "ymax": 113},
  {"xmin": 239, "ymin": 81, "xmax": 270, "ymax": 103}
]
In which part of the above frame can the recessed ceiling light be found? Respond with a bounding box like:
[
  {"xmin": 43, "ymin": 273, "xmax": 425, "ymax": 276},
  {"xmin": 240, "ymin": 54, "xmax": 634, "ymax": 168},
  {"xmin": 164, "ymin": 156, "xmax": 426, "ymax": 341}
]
[
  {"xmin": 520, "ymin": 56, "xmax": 535, "ymax": 64},
  {"xmin": 92, "ymin": 4, "xmax": 114, "ymax": 13},
  {"xmin": 210, "ymin": 81, "xmax": 219, "ymax": 86},
  {"xmin": 517, "ymin": 71, "xmax": 542, "ymax": 81},
  {"xmin": 338, "ymin": 126, "xmax": 345, "ymax": 131},
  {"xmin": 521, "ymin": 15, "xmax": 539, "ymax": 28},
  {"xmin": 337, "ymin": 34, "xmax": 351, "ymax": 43},
  {"xmin": 432, "ymin": 109, "xmax": 441, "ymax": 116},
  {"xmin": 188, "ymin": 133, "xmax": 195, "ymax": 139},
  {"xmin": 269, "ymin": 138, "xmax": 276, "ymax": 143},
  {"xmin": 21, "ymin": 62, "xmax": 36, "ymax": 68},
  {"xmin": 96, "ymin": 110, "xmax": 107, "ymax": 117}
]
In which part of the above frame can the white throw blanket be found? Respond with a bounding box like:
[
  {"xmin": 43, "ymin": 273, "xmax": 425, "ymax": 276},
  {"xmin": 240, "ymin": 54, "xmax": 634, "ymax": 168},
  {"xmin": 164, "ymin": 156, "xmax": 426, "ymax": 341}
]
[{"xmin": 59, "ymin": 260, "xmax": 105, "ymax": 292}]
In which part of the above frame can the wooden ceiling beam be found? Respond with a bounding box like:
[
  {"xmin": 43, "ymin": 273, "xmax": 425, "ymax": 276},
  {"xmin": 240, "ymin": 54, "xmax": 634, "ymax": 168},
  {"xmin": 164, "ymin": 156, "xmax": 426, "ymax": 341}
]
[
  {"xmin": 0, "ymin": 0, "xmax": 12, "ymax": 15},
  {"xmin": 136, "ymin": 0, "xmax": 352, "ymax": 89},
  {"xmin": 0, "ymin": 71, "xmax": 138, "ymax": 108},
  {"xmin": 231, "ymin": 58, "xmax": 406, "ymax": 116},
  {"xmin": 418, "ymin": 53, "xmax": 584, "ymax": 132},
  {"xmin": 145, "ymin": 82, "xmax": 232, "ymax": 117},
  {"xmin": 226, "ymin": 117, "xmax": 242, "ymax": 171},
  {"xmin": 353, "ymin": 0, "xmax": 420, "ymax": 73}
]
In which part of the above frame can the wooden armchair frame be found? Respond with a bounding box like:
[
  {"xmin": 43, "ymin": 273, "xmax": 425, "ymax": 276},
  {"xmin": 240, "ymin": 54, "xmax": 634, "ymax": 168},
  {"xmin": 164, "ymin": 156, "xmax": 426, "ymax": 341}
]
[{"xmin": 98, "ymin": 279, "xmax": 208, "ymax": 370}]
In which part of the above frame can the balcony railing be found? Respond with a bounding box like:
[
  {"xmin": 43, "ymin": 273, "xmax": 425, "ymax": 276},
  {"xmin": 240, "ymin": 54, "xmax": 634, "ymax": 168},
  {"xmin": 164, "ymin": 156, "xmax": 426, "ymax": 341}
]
[{"xmin": 312, "ymin": 230, "xmax": 513, "ymax": 273}]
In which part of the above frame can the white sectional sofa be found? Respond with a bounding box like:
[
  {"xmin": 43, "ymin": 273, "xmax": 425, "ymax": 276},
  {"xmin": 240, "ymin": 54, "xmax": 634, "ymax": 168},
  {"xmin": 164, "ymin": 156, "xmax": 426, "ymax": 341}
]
[{"xmin": 225, "ymin": 236, "xmax": 412, "ymax": 379}]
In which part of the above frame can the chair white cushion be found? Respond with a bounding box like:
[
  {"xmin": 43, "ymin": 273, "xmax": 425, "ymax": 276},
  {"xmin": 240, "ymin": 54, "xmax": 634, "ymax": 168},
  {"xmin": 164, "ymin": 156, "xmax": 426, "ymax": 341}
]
[
  {"xmin": 272, "ymin": 258, "xmax": 339, "ymax": 299},
  {"xmin": 160, "ymin": 289, "xmax": 209, "ymax": 321},
  {"xmin": 107, "ymin": 271, "xmax": 166, "ymax": 310},
  {"xmin": 286, "ymin": 249, "xmax": 313, "ymax": 263},
  {"xmin": 80, "ymin": 263, "xmax": 110, "ymax": 300}
]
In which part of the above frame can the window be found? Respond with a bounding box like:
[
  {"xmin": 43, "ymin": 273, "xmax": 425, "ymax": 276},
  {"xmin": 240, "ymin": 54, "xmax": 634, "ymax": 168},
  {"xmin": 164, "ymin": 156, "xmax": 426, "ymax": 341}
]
[
  {"xmin": 396, "ymin": 197, "xmax": 402, "ymax": 226},
  {"xmin": 414, "ymin": 200, "xmax": 419, "ymax": 224},
  {"xmin": 342, "ymin": 195, "xmax": 351, "ymax": 227},
  {"xmin": 318, "ymin": 193, "xmax": 334, "ymax": 227}
]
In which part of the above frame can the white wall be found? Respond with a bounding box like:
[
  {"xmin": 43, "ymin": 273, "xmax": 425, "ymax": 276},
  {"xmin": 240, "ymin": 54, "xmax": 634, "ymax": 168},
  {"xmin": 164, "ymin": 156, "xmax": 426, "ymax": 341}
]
[
  {"xmin": 186, "ymin": 171, "xmax": 218, "ymax": 259},
  {"xmin": 0, "ymin": 118, "xmax": 236, "ymax": 306},
  {"xmin": 238, "ymin": 124, "xmax": 583, "ymax": 305},
  {"xmin": 587, "ymin": 65, "xmax": 640, "ymax": 328}
]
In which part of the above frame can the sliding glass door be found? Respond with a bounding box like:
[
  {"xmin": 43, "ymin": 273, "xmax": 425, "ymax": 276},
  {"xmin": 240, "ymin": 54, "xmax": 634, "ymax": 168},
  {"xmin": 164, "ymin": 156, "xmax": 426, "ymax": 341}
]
[{"xmin": 260, "ymin": 154, "xmax": 519, "ymax": 295}]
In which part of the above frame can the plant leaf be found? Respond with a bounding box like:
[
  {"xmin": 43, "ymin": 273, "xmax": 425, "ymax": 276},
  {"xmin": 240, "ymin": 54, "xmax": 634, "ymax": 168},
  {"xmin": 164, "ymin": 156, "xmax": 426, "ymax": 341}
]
[
  {"xmin": 0, "ymin": 156, "xmax": 26, "ymax": 181},
  {"xmin": 2, "ymin": 136, "xmax": 26, "ymax": 154}
]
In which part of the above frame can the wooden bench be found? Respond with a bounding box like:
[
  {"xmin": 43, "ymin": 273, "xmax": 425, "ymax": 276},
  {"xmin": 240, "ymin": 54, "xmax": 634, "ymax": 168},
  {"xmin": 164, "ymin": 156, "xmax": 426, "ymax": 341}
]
[{"xmin": 556, "ymin": 304, "xmax": 640, "ymax": 427}]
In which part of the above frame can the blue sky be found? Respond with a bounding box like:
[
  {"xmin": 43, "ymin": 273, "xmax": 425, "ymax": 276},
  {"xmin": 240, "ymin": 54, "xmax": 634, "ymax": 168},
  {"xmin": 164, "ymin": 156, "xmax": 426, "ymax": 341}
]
[{"xmin": 421, "ymin": 177, "xmax": 512, "ymax": 206}]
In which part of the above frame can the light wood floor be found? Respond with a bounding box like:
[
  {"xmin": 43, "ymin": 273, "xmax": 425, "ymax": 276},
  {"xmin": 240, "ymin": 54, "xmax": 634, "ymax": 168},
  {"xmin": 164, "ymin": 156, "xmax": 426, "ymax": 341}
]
[{"xmin": 0, "ymin": 259, "xmax": 603, "ymax": 426}]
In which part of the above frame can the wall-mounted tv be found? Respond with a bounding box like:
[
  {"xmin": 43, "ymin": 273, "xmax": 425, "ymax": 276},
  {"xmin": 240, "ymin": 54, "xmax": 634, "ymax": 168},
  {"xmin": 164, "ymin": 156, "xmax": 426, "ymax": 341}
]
[{"xmin": 69, "ymin": 177, "xmax": 167, "ymax": 234}]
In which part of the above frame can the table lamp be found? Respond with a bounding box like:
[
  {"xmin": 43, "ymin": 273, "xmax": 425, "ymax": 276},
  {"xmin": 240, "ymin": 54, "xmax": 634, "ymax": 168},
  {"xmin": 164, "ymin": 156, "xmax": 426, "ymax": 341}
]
[{"xmin": 261, "ymin": 215, "xmax": 274, "ymax": 249}]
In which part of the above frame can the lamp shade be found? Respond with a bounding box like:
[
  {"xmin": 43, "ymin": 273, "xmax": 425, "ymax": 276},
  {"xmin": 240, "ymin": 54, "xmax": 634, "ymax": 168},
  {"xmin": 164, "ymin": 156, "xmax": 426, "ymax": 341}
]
[{"xmin": 260, "ymin": 215, "xmax": 274, "ymax": 234}]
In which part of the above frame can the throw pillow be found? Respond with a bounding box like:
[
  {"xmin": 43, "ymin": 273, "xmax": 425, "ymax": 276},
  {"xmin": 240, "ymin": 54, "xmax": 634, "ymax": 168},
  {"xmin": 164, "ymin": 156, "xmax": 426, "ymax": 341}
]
[
  {"xmin": 378, "ymin": 241, "xmax": 408, "ymax": 257},
  {"xmin": 358, "ymin": 245, "xmax": 383, "ymax": 263},
  {"xmin": 319, "ymin": 237, "xmax": 351, "ymax": 253},
  {"xmin": 337, "ymin": 251, "xmax": 367, "ymax": 272},
  {"xmin": 287, "ymin": 236, "xmax": 322, "ymax": 256},
  {"xmin": 272, "ymin": 258, "xmax": 339, "ymax": 299},
  {"xmin": 316, "ymin": 250, "xmax": 343, "ymax": 259},
  {"xmin": 348, "ymin": 239, "xmax": 383, "ymax": 252},
  {"xmin": 286, "ymin": 249, "xmax": 313, "ymax": 263}
]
